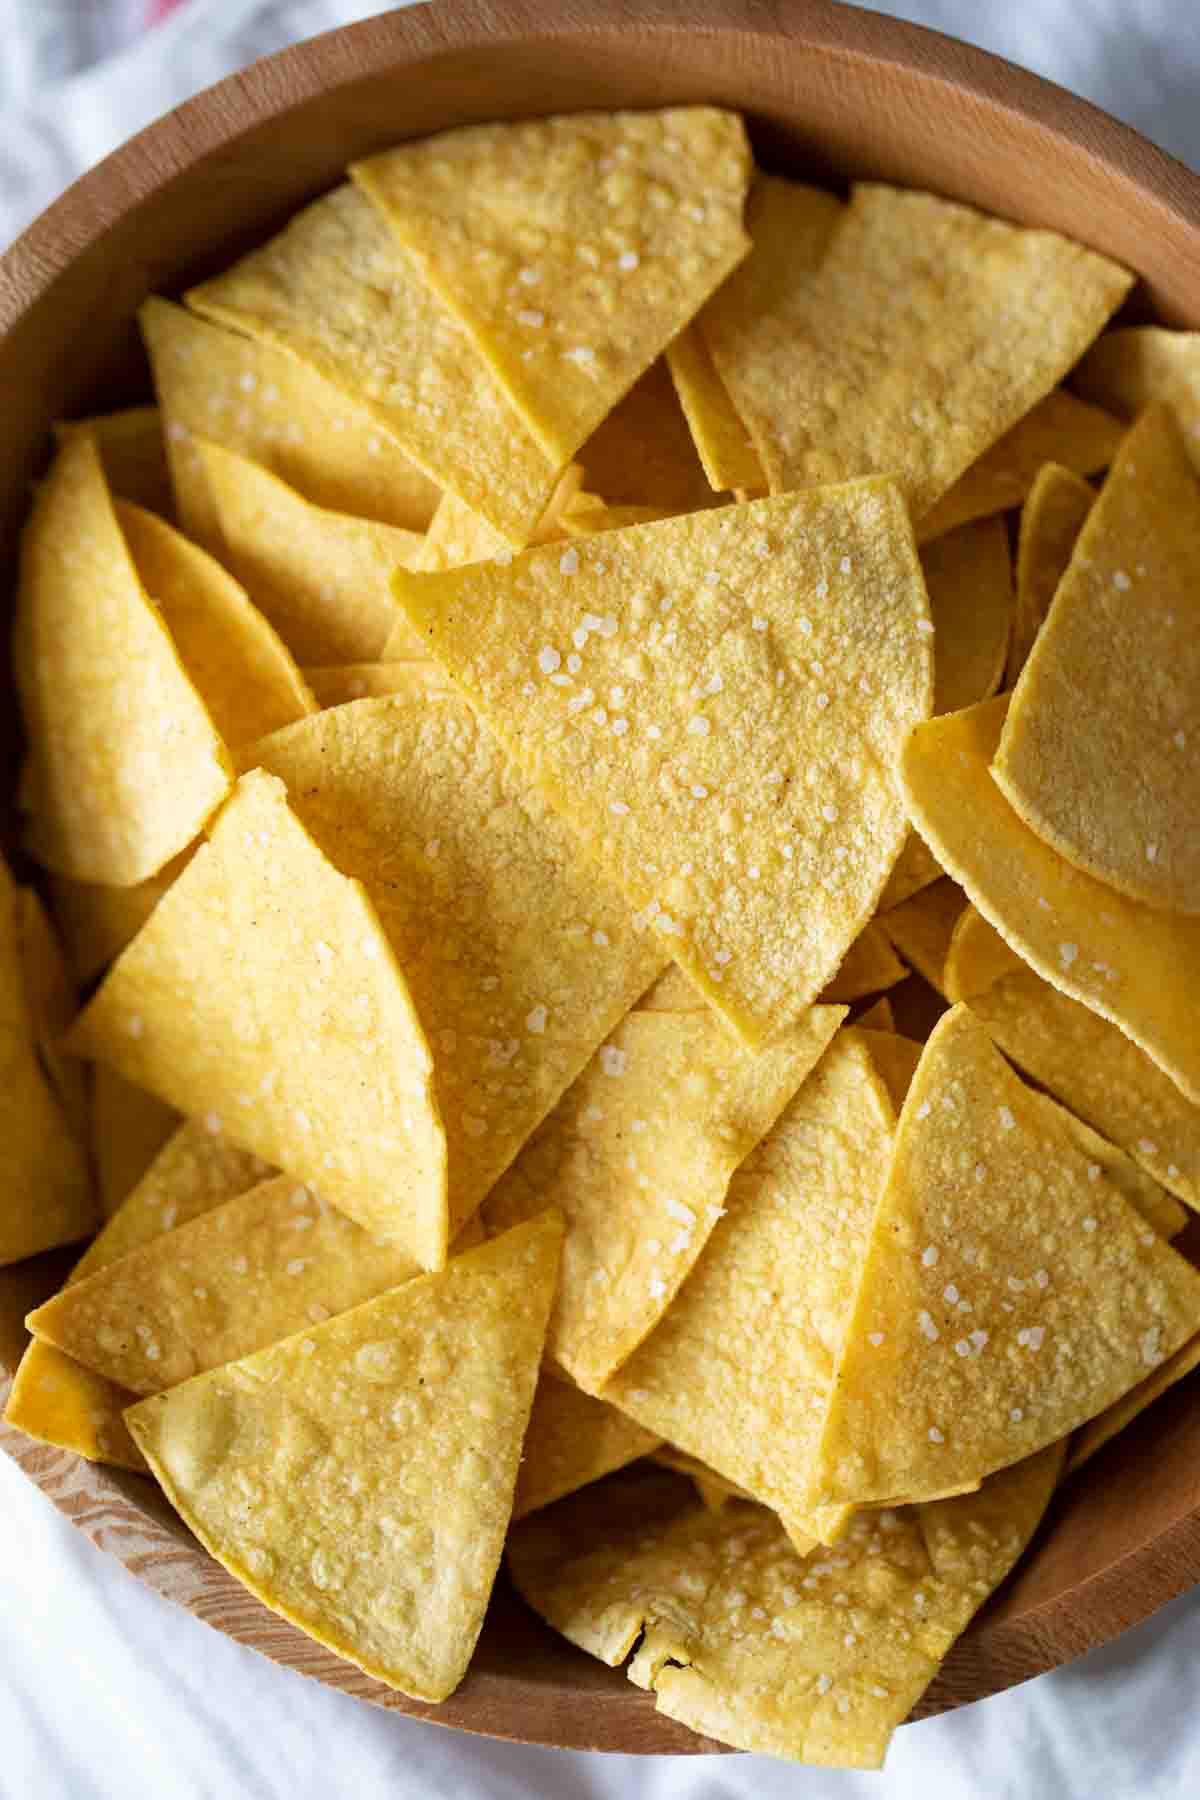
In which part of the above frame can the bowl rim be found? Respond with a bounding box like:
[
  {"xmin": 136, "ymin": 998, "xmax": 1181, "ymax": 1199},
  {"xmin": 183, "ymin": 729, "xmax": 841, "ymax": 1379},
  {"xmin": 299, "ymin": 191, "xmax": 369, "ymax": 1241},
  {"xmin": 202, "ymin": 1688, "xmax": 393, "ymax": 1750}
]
[{"xmin": 4, "ymin": 0, "xmax": 1200, "ymax": 1758}]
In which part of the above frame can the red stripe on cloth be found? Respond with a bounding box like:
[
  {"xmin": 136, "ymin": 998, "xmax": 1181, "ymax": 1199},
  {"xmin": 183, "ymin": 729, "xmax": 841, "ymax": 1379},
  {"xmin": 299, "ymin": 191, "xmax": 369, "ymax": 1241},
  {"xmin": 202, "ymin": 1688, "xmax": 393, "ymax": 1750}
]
[{"xmin": 149, "ymin": 0, "xmax": 186, "ymax": 19}]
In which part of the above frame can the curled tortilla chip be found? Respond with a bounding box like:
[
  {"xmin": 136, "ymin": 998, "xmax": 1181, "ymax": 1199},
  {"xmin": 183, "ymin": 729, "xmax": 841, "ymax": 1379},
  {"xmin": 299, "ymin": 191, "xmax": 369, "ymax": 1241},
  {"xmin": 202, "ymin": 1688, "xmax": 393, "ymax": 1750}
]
[
  {"xmin": 1074, "ymin": 326, "xmax": 1200, "ymax": 477},
  {"xmin": 665, "ymin": 324, "xmax": 766, "ymax": 493},
  {"xmin": 876, "ymin": 879, "xmax": 967, "ymax": 997},
  {"xmin": 126, "ymin": 1214, "xmax": 562, "ymax": 1702},
  {"xmin": 902, "ymin": 696, "xmax": 1200, "ymax": 1104},
  {"xmin": 942, "ymin": 904, "xmax": 1023, "ymax": 1003},
  {"xmin": 56, "ymin": 406, "xmax": 172, "ymax": 515},
  {"xmin": 818, "ymin": 922, "xmax": 907, "ymax": 1004},
  {"xmin": 514, "ymin": 1374, "xmax": 661, "ymax": 1520},
  {"xmin": 920, "ymin": 518, "xmax": 1012, "ymax": 714},
  {"xmin": 47, "ymin": 851, "xmax": 193, "ymax": 987},
  {"xmin": 1009, "ymin": 463, "xmax": 1094, "ymax": 685}
]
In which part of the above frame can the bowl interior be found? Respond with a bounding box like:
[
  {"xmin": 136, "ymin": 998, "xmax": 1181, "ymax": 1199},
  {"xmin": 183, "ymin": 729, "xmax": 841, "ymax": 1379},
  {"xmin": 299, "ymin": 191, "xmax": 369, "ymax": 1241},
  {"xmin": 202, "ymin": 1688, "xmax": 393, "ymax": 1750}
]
[{"xmin": 3, "ymin": 0, "xmax": 1200, "ymax": 1754}]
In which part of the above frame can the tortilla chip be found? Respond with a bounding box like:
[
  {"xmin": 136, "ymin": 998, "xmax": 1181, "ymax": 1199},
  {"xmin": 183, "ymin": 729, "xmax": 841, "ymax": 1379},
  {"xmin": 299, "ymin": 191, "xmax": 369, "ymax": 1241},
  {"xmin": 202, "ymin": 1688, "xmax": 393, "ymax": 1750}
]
[
  {"xmin": 855, "ymin": 996, "xmax": 895, "ymax": 1033},
  {"xmin": 14, "ymin": 435, "xmax": 232, "ymax": 885},
  {"xmin": 1019, "ymin": 1086, "xmax": 1187, "ymax": 1243},
  {"xmin": 484, "ymin": 1005, "xmax": 845, "ymax": 1391},
  {"xmin": 414, "ymin": 489, "xmax": 514, "ymax": 575},
  {"xmin": 1070, "ymin": 1332, "xmax": 1200, "ymax": 1472},
  {"xmin": 994, "ymin": 406, "xmax": 1200, "ymax": 913},
  {"xmin": 46, "ymin": 851, "xmax": 193, "ymax": 988},
  {"xmin": 396, "ymin": 482, "xmax": 932, "ymax": 1049},
  {"xmin": 352, "ymin": 109, "xmax": 752, "ymax": 467},
  {"xmin": 665, "ymin": 323, "xmax": 766, "ymax": 493},
  {"xmin": 56, "ymin": 406, "xmax": 172, "ymax": 516},
  {"xmin": 18, "ymin": 887, "xmax": 89, "ymax": 1142},
  {"xmin": 140, "ymin": 298, "xmax": 439, "ymax": 548},
  {"xmin": 635, "ymin": 964, "xmax": 708, "ymax": 1013},
  {"xmin": 812, "ymin": 1007, "xmax": 1200, "ymax": 1508},
  {"xmin": 877, "ymin": 879, "xmax": 967, "ymax": 996},
  {"xmin": 819, "ymin": 923, "xmax": 907, "ymax": 1004},
  {"xmin": 67, "ymin": 769, "xmax": 448, "ymax": 1267},
  {"xmin": 509, "ymin": 1445, "xmax": 1060, "ymax": 1767},
  {"xmin": 652, "ymin": 1447, "xmax": 754, "ymax": 1509},
  {"xmin": 116, "ymin": 500, "xmax": 316, "ymax": 745},
  {"xmin": 126, "ymin": 1212, "xmax": 562, "ymax": 1702},
  {"xmin": 920, "ymin": 518, "xmax": 1012, "ymax": 714},
  {"xmin": 186, "ymin": 185, "xmax": 561, "ymax": 547},
  {"xmin": 92, "ymin": 1064, "xmax": 181, "ymax": 1219},
  {"xmin": 877, "ymin": 834, "xmax": 944, "ymax": 913},
  {"xmin": 702, "ymin": 183, "xmax": 1129, "ymax": 518},
  {"xmin": 603, "ymin": 1031, "xmax": 892, "ymax": 1537},
  {"xmin": 855, "ymin": 1027, "xmax": 922, "ymax": 1114},
  {"xmin": 916, "ymin": 391, "xmax": 1121, "ymax": 543},
  {"xmin": 29, "ymin": 1173, "xmax": 426, "ymax": 1394},
  {"xmin": 969, "ymin": 968, "xmax": 1200, "ymax": 1212},
  {"xmin": 578, "ymin": 359, "xmax": 717, "ymax": 516},
  {"xmin": 302, "ymin": 664, "xmax": 417, "ymax": 707},
  {"xmin": 1074, "ymin": 326, "xmax": 1200, "ymax": 476},
  {"xmin": 559, "ymin": 500, "xmax": 669, "ymax": 538},
  {"xmin": 192, "ymin": 440, "xmax": 422, "ymax": 662},
  {"xmin": 942, "ymin": 904, "xmax": 1023, "ymax": 1003},
  {"xmin": 902, "ymin": 696, "xmax": 1200, "ymax": 1104},
  {"xmin": 514, "ymin": 1374, "xmax": 662, "ymax": 1520},
  {"xmin": 1009, "ymin": 463, "xmax": 1094, "ymax": 685}
]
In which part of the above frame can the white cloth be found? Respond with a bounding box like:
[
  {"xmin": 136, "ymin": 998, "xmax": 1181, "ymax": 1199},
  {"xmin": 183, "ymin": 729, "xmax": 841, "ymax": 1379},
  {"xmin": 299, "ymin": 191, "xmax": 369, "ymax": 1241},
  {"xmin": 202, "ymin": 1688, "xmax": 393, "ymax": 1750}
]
[{"xmin": 2, "ymin": 5, "xmax": 1199, "ymax": 1796}]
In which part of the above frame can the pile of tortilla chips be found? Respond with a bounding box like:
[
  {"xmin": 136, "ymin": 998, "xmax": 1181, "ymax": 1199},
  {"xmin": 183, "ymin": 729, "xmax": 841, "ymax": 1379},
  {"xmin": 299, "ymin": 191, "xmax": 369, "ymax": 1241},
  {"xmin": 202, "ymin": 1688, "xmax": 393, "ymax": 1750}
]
[{"xmin": 5, "ymin": 106, "xmax": 1200, "ymax": 1771}]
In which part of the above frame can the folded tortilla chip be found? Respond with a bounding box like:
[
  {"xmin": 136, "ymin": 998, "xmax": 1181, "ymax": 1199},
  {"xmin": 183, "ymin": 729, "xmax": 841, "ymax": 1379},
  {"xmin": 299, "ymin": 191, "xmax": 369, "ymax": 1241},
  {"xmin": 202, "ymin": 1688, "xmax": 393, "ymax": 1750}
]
[
  {"xmin": 818, "ymin": 923, "xmax": 907, "ymax": 1004},
  {"xmin": 812, "ymin": 1007, "xmax": 1200, "ymax": 1507},
  {"xmin": 578, "ymin": 358, "xmax": 719, "ymax": 516},
  {"xmin": 18, "ymin": 886, "xmax": 88, "ymax": 1142},
  {"xmin": 920, "ymin": 518, "xmax": 1012, "ymax": 715},
  {"xmin": 665, "ymin": 323, "xmax": 766, "ymax": 493},
  {"xmin": 942, "ymin": 904, "xmax": 1023, "ymax": 1003},
  {"xmin": 514, "ymin": 1374, "xmax": 661, "ymax": 1520},
  {"xmin": 302, "ymin": 664, "xmax": 418, "ymax": 707},
  {"xmin": 1074, "ymin": 326, "xmax": 1200, "ymax": 477},
  {"xmin": 1008, "ymin": 463, "xmax": 1094, "ymax": 685},
  {"xmin": 994, "ymin": 406, "xmax": 1200, "ymax": 914},
  {"xmin": 877, "ymin": 880, "xmax": 967, "ymax": 997},
  {"xmin": 14, "ymin": 435, "xmax": 232, "ymax": 885},
  {"xmin": 67, "ymin": 769, "xmax": 448, "ymax": 1267},
  {"xmin": 396, "ymin": 482, "xmax": 932, "ymax": 1049},
  {"xmin": 483, "ymin": 1004, "xmax": 845, "ymax": 1391},
  {"xmin": 47, "ymin": 852, "xmax": 193, "ymax": 988},
  {"xmin": 56, "ymin": 406, "xmax": 172, "ymax": 516},
  {"xmin": 1069, "ymin": 1332, "xmax": 1200, "ymax": 1472},
  {"xmin": 126, "ymin": 1213, "xmax": 562, "ymax": 1702},
  {"xmin": 186, "ymin": 185, "xmax": 561, "ymax": 547},
  {"xmin": 352, "ymin": 109, "xmax": 752, "ymax": 468}
]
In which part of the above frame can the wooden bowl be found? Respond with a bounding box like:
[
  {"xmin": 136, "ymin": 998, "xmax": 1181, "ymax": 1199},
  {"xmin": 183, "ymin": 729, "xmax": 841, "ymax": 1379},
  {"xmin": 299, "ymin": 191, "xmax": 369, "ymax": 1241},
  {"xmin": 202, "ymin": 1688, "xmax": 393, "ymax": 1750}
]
[{"xmin": 3, "ymin": 0, "xmax": 1200, "ymax": 1757}]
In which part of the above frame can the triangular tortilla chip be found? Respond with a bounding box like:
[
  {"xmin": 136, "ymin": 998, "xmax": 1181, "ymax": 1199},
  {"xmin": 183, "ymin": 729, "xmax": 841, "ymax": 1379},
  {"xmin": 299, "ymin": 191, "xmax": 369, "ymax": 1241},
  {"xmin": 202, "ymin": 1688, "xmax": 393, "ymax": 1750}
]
[
  {"xmin": 92, "ymin": 1064, "xmax": 180, "ymax": 1218},
  {"xmin": 396, "ymin": 482, "xmax": 932, "ymax": 1049},
  {"xmin": 1074, "ymin": 326, "xmax": 1200, "ymax": 476},
  {"xmin": 916, "ymin": 391, "xmax": 1120, "ymax": 543},
  {"xmin": 116, "ymin": 500, "xmax": 315, "ymax": 745},
  {"xmin": 1008, "ymin": 463, "xmax": 1094, "ymax": 685},
  {"xmin": 812, "ymin": 1007, "xmax": 1200, "ymax": 1507},
  {"xmin": 140, "ymin": 298, "xmax": 439, "ymax": 548},
  {"xmin": 920, "ymin": 518, "xmax": 1012, "ymax": 714},
  {"xmin": 877, "ymin": 833, "xmax": 944, "ymax": 913},
  {"xmin": 352, "ymin": 109, "xmax": 752, "ymax": 467},
  {"xmin": 603, "ymin": 1031, "xmax": 893, "ymax": 1536},
  {"xmin": 126, "ymin": 1213, "xmax": 563, "ymax": 1701},
  {"xmin": 665, "ymin": 324, "xmax": 766, "ymax": 493},
  {"xmin": 818, "ymin": 922, "xmax": 907, "ymax": 1004},
  {"xmin": 483, "ymin": 1005, "xmax": 845, "ymax": 1390},
  {"xmin": 994, "ymin": 406, "xmax": 1200, "ymax": 913},
  {"xmin": 854, "ymin": 1027, "xmax": 922, "ymax": 1115},
  {"xmin": 29, "ymin": 1173, "xmax": 425, "ymax": 1393},
  {"xmin": 245, "ymin": 683, "xmax": 665, "ymax": 1236},
  {"xmin": 67, "ymin": 770, "xmax": 448, "ymax": 1267},
  {"xmin": 942, "ymin": 903, "xmax": 1023, "ymax": 1003},
  {"xmin": 901, "ymin": 695, "xmax": 1200, "ymax": 1103},
  {"xmin": 877, "ymin": 879, "xmax": 967, "ymax": 997},
  {"xmin": 191, "ymin": 439, "xmax": 422, "ymax": 662},
  {"xmin": 47, "ymin": 851, "xmax": 193, "ymax": 988},
  {"xmin": 576, "ymin": 359, "xmax": 716, "ymax": 516},
  {"xmin": 14, "ymin": 435, "xmax": 232, "ymax": 884},
  {"xmin": 18, "ymin": 886, "xmax": 89, "ymax": 1142},
  {"xmin": 302, "ymin": 664, "xmax": 418, "ymax": 708},
  {"xmin": 705, "ymin": 181, "xmax": 1128, "ymax": 517},
  {"xmin": 969, "ymin": 968, "xmax": 1200, "ymax": 1212},
  {"xmin": 56, "ymin": 406, "xmax": 172, "ymax": 515},
  {"xmin": 514, "ymin": 1374, "xmax": 661, "ymax": 1520},
  {"xmin": 186, "ymin": 185, "xmax": 561, "ymax": 547},
  {"xmin": 1070, "ymin": 1332, "xmax": 1200, "ymax": 1472},
  {"xmin": 509, "ymin": 1446, "xmax": 1060, "ymax": 1768}
]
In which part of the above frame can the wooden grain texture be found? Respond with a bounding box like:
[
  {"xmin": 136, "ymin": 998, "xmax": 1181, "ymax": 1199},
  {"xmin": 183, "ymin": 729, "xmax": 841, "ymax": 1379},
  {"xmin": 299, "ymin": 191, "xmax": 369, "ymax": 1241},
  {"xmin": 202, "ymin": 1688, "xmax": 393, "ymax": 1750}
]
[{"xmin": 2, "ymin": 0, "xmax": 1200, "ymax": 1757}]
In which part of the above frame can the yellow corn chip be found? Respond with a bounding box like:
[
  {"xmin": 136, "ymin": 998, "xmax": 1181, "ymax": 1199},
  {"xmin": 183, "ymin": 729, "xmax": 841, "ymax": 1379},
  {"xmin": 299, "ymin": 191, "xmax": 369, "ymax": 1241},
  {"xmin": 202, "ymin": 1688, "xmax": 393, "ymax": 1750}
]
[
  {"xmin": 818, "ymin": 923, "xmax": 907, "ymax": 1004},
  {"xmin": 67, "ymin": 769, "xmax": 448, "ymax": 1267},
  {"xmin": 903, "ymin": 695, "xmax": 1200, "ymax": 1103},
  {"xmin": 483, "ymin": 1005, "xmax": 845, "ymax": 1391},
  {"xmin": 994, "ymin": 406, "xmax": 1200, "ymax": 914},
  {"xmin": 116, "ymin": 500, "xmax": 316, "ymax": 745},
  {"xmin": 18, "ymin": 886, "xmax": 89, "ymax": 1142},
  {"xmin": 969, "ymin": 968, "xmax": 1200, "ymax": 1212},
  {"xmin": 352, "ymin": 109, "xmax": 752, "ymax": 467},
  {"xmin": 855, "ymin": 996, "xmax": 896, "ymax": 1033},
  {"xmin": 245, "ymin": 683, "xmax": 665, "ymax": 1237},
  {"xmin": 877, "ymin": 879, "xmax": 967, "ymax": 996},
  {"xmin": 57, "ymin": 406, "xmax": 172, "ymax": 516},
  {"xmin": 396, "ymin": 482, "xmax": 932, "ymax": 1049},
  {"xmin": 942, "ymin": 903, "xmax": 1023, "ymax": 1003},
  {"xmin": 916, "ymin": 391, "xmax": 1121, "ymax": 543},
  {"xmin": 1009, "ymin": 463, "xmax": 1094, "ymax": 685},
  {"xmin": 559, "ymin": 500, "xmax": 669, "ymax": 538},
  {"xmin": 412, "ymin": 488, "xmax": 513, "ymax": 575},
  {"xmin": 635, "ymin": 964, "xmax": 708, "ymax": 1013},
  {"xmin": 192, "ymin": 439, "xmax": 421, "ymax": 661},
  {"xmin": 92, "ymin": 1064, "xmax": 181, "ymax": 1219},
  {"xmin": 1018, "ymin": 1086, "xmax": 1186, "ymax": 1243},
  {"xmin": 186, "ymin": 185, "xmax": 561, "ymax": 547},
  {"xmin": 47, "ymin": 851, "xmax": 193, "ymax": 987},
  {"xmin": 920, "ymin": 518, "xmax": 1012, "ymax": 714},
  {"xmin": 877, "ymin": 834, "xmax": 944, "ymax": 913},
  {"xmin": 140, "ymin": 298, "xmax": 439, "ymax": 547},
  {"xmin": 812, "ymin": 1007, "xmax": 1200, "ymax": 1508},
  {"xmin": 665, "ymin": 324, "xmax": 766, "ymax": 493},
  {"xmin": 854, "ymin": 1027, "xmax": 922, "ymax": 1114},
  {"xmin": 14, "ymin": 435, "xmax": 232, "ymax": 885},
  {"xmin": 603, "ymin": 1032, "xmax": 892, "ymax": 1536},
  {"xmin": 509, "ymin": 1445, "xmax": 1060, "ymax": 1768},
  {"xmin": 577, "ymin": 359, "xmax": 716, "ymax": 516},
  {"xmin": 126, "ymin": 1213, "xmax": 563, "ymax": 1702},
  {"xmin": 514, "ymin": 1374, "xmax": 661, "ymax": 1520},
  {"xmin": 1074, "ymin": 326, "xmax": 1200, "ymax": 476},
  {"xmin": 1070, "ymin": 1332, "xmax": 1200, "ymax": 1472},
  {"xmin": 29, "ymin": 1173, "xmax": 425, "ymax": 1393},
  {"xmin": 302, "ymin": 664, "xmax": 417, "ymax": 707}
]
